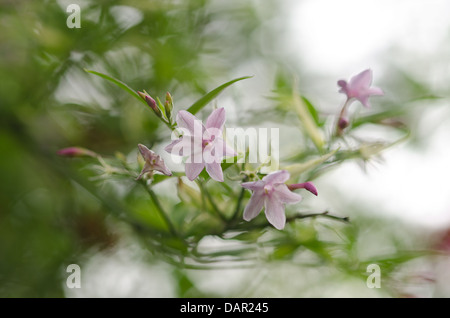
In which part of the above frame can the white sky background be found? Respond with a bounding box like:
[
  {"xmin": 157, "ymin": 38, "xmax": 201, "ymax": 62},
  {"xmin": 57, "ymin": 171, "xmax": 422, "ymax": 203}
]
[
  {"xmin": 287, "ymin": 0, "xmax": 450, "ymax": 228},
  {"xmin": 288, "ymin": 0, "xmax": 450, "ymax": 76}
]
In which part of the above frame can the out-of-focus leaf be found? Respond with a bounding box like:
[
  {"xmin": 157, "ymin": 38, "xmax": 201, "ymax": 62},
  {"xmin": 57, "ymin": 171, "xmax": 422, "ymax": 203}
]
[
  {"xmin": 150, "ymin": 172, "xmax": 184, "ymax": 186},
  {"xmin": 284, "ymin": 148, "xmax": 338, "ymax": 179},
  {"xmin": 156, "ymin": 96, "xmax": 168, "ymax": 121},
  {"xmin": 352, "ymin": 109, "xmax": 406, "ymax": 129},
  {"xmin": 301, "ymin": 96, "xmax": 324, "ymax": 127},
  {"xmin": 174, "ymin": 269, "xmax": 202, "ymax": 297},
  {"xmin": 272, "ymin": 244, "xmax": 299, "ymax": 260},
  {"xmin": 161, "ymin": 237, "xmax": 188, "ymax": 254},
  {"xmin": 177, "ymin": 178, "xmax": 202, "ymax": 207},
  {"xmin": 293, "ymin": 88, "xmax": 324, "ymax": 151},
  {"xmin": 359, "ymin": 136, "xmax": 408, "ymax": 161},
  {"xmin": 359, "ymin": 251, "xmax": 431, "ymax": 276},
  {"xmin": 187, "ymin": 76, "xmax": 252, "ymax": 115},
  {"xmin": 185, "ymin": 213, "xmax": 224, "ymax": 238},
  {"xmin": 231, "ymin": 230, "xmax": 265, "ymax": 243}
]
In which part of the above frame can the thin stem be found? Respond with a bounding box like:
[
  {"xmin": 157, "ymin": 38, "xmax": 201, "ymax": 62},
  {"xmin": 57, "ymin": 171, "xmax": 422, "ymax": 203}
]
[
  {"xmin": 197, "ymin": 179, "xmax": 227, "ymax": 222},
  {"xmin": 140, "ymin": 181, "xmax": 179, "ymax": 237},
  {"xmin": 230, "ymin": 175, "xmax": 248, "ymax": 222},
  {"xmin": 236, "ymin": 211, "xmax": 349, "ymax": 231},
  {"xmin": 286, "ymin": 211, "xmax": 350, "ymax": 223},
  {"xmin": 335, "ymin": 98, "xmax": 352, "ymax": 136},
  {"xmin": 338, "ymin": 98, "xmax": 351, "ymax": 121},
  {"xmin": 161, "ymin": 117, "xmax": 176, "ymax": 131}
]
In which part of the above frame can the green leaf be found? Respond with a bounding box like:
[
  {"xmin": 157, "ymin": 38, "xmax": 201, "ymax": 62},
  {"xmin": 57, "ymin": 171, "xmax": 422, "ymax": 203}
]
[
  {"xmin": 352, "ymin": 109, "xmax": 405, "ymax": 129},
  {"xmin": 84, "ymin": 69, "xmax": 145, "ymax": 105},
  {"xmin": 301, "ymin": 96, "xmax": 323, "ymax": 127},
  {"xmin": 360, "ymin": 251, "xmax": 431, "ymax": 276},
  {"xmin": 284, "ymin": 148, "xmax": 338, "ymax": 179},
  {"xmin": 156, "ymin": 96, "xmax": 168, "ymax": 120},
  {"xmin": 293, "ymin": 89, "xmax": 324, "ymax": 151},
  {"xmin": 187, "ymin": 76, "xmax": 252, "ymax": 115},
  {"xmin": 150, "ymin": 172, "xmax": 184, "ymax": 186}
]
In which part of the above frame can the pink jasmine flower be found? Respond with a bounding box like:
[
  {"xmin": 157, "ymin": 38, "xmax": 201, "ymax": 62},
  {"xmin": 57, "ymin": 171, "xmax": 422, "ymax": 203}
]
[
  {"xmin": 241, "ymin": 170, "xmax": 317, "ymax": 230},
  {"xmin": 137, "ymin": 144, "xmax": 172, "ymax": 180},
  {"xmin": 338, "ymin": 69, "xmax": 384, "ymax": 108},
  {"xmin": 165, "ymin": 107, "xmax": 236, "ymax": 182}
]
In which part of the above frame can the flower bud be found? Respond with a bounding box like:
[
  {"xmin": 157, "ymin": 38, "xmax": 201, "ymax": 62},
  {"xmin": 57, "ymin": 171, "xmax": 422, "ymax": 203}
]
[
  {"xmin": 138, "ymin": 91, "xmax": 161, "ymax": 117},
  {"xmin": 57, "ymin": 147, "xmax": 97, "ymax": 158},
  {"xmin": 288, "ymin": 182, "xmax": 318, "ymax": 196},
  {"xmin": 164, "ymin": 92, "xmax": 173, "ymax": 118},
  {"xmin": 338, "ymin": 116, "xmax": 349, "ymax": 131}
]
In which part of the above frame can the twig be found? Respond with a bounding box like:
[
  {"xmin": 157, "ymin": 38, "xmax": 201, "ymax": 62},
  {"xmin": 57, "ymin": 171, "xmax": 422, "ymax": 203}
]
[{"xmin": 287, "ymin": 211, "xmax": 350, "ymax": 223}]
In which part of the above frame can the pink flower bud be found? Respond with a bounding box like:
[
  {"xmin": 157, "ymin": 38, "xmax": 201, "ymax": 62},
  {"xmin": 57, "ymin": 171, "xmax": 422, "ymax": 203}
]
[
  {"xmin": 57, "ymin": 147, "xmax": 97, "ymax": 158},
  {"xmin": 288, "ymin": 182, "xmax": 318, "ymax": 196},
  {"xmin": 138, "ymin": 91, "xmax": 161, "ymax": 117},
  {"xmin": 338, "ymin": 117, "xmax": 349, "ymax": 131}
]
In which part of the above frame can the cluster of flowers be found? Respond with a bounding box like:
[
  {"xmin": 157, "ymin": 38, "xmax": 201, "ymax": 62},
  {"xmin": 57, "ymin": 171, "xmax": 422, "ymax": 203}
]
[
  {"xmin": 59, "ymin": 69, "xmax": 382, "ymax": 230},
  {"xmin": 135, "ymin": 106, "xmax": 319, "ymax": 230}
]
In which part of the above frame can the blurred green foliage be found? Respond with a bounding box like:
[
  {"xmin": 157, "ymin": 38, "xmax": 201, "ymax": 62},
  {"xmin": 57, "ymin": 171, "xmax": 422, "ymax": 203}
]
[
  {"xmin": 0, "ymin": 0, "xmax": 285, "ymax": 298},
  {"xmin": 1, "ymin": 0, "xmax": 447, "ymax": 298}
]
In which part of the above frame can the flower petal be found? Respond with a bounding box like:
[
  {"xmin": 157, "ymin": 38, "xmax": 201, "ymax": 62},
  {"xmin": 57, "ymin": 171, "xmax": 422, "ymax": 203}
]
[
  {"xmin": 273, "ymin": 184, "xmax": 302, "ymax": 204},
  {"xmin": 203, "ymin": 138, "xmax": 236, "ymax": 163},
  {"xmin": 203, "ymin": 142, "xmax": 218, "ymax": 164},
  {"xmin": 185, "ymin": 161, "xmax": 205, "ymax": 181},
  {"xmin": 153, "ymin": 157, "xmax": 173, "ymax": 176},
  {"xmin": 337, "ymin": 80, "xmax": 348, "ymax": 94},
  {"xmin": 243, "ymin": 189, "xmax": 265, "ymax": 221},
  {"xmin": 215, "ymin": 137, "xmax": 236, "ymax": 158},
  {"xmin": 205, "ymin": 161, "xmax": 224, "ymax": 182},
  {"xmin": 241, "ymin": 180, "xmax": 265, "ymax": 191},
  {"xmin": 206, "ymin": 107, "xmax": 226, "ymax": 131},
  {"xmin": 164, "ymin": 139, "xmax": 182, "ymax": 155},
  {"xmin": 136, "ymin": 162, "xmax": 152, "ymax": 180},
  {"xmin": 164, "ymin": 137, "xmax": 188, "ymax": 156},
  {"xmin": 138, "ymin": 144, "xmax": 155, "ymax": 161},
  {"xmin": 368, "ymin": 86, "xmax": 384, "ymax": 96},
  {"xmin": 264, "ymin": 198, "xmax": 286, "ymax": 230},
  {"xmin": 357, "ymin": 95, "xmax": 371, "ymax": 108},
  {"xmin": 176, "ymin": 110, "xmax": 204, "ymax": 135},
  {"xmin": 350, "ymin": 69, "xmax": 372, "ymax": 91},
  {"xmin": 262, "ymin": 170, "xmax": 290, "ymax": 185}
]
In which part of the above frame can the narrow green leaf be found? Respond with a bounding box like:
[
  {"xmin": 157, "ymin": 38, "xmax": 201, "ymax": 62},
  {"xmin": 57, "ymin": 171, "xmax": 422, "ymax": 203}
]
[
  {"xmin": 352, "ymin": 109, "xmax": 405, "ymax": 128},
  {"xmin": 84, "ymin": 69, "xmax": 145, "ymax": 105},
  {"xmin": 187, "ymin": 76, "xmax": 252, "ymax": 115},
  {"xmin": 284, "ymin": 148, "xmax": 338, "ymax": 179},
  {"xmin": 293, "ymin": 87, "xmax": 324, "ymax": 151},
  {"xmin": 301, "ymin": 96, "xmax": 323, "ymax": 127},
  {"xmin": 156, "ymin": 96, "xmax": 168, "ymax": 120}
]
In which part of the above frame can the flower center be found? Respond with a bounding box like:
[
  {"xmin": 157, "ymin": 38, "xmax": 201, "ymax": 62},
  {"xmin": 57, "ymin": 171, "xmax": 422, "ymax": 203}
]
[
  {"xmin": 202, "ymin": 135, "xmax": 215, "ymax": 148},
  {"xmin": 263, "ymin": 184, "xmax": 274, "ymax": 195}
]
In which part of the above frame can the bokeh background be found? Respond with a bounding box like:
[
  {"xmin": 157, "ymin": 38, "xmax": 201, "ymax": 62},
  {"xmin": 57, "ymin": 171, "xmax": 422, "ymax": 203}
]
[{"xmin": 1, "ymin": 0, "xmax": 450, "ymax": 297}]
